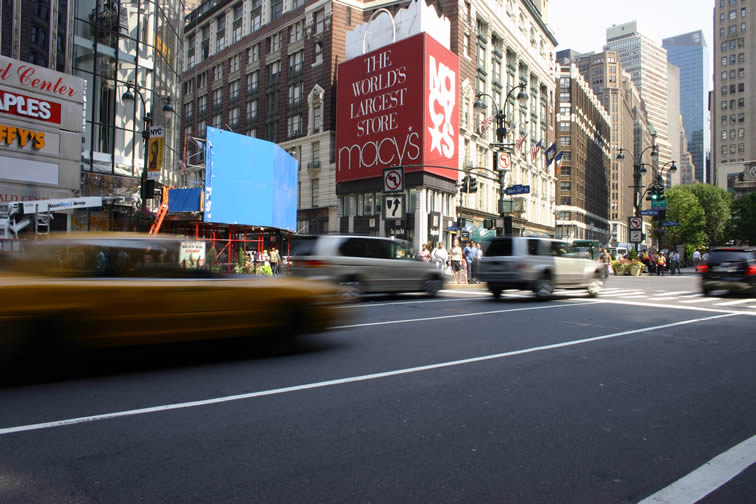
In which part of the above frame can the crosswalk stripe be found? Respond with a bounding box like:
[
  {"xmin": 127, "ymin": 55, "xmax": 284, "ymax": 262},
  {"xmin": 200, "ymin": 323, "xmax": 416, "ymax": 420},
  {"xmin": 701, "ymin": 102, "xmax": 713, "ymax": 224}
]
[
  {"xmin": 600, "ymin": 291, "xmax": 646, "ymax": 297},
  {"xmin": 680, "ymin": 297, "xmax": 722, "ymax": 304},
  {"xmin": 653, "ymin": 291, "xmax": 692, "ymax": 296},
  {"xmin": 653, "ymin": 297, "xmax": 681, "ymax": 300},
  {"xmin": 714, "ymin": 298, "xmax": 756, "ymax": 306},
  {"xmin": 679, "ymin": 293, "xmax": 703, "ymax": 298}
]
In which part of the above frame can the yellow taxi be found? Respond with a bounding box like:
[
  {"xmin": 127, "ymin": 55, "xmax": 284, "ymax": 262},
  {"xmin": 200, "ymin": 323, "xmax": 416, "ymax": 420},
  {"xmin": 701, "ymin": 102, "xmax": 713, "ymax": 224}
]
[{"xmin": 0, "ymin": 233, "xmax": 344, "ymax": 358}]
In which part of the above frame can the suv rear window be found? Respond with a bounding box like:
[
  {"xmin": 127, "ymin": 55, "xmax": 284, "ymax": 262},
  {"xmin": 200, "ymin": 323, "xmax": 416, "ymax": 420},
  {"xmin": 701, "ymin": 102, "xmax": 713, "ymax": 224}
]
[
  {"xmin": 290, "ymin": 236, "xmax": 317, "ymax": 256},
  {"xmin": 708, "ymin": 250, "xmax": 755, "ymax": 265},
  {"xmin": 484, "ymin": 238, "xmax": 513, "ymax": 256}
]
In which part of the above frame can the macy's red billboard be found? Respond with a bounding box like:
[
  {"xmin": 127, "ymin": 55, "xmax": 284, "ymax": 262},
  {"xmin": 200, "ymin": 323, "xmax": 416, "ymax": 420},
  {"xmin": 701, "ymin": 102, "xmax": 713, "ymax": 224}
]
[{"xmin": 336, "ymin": 32, "xmax": 458, "ymax": 183}]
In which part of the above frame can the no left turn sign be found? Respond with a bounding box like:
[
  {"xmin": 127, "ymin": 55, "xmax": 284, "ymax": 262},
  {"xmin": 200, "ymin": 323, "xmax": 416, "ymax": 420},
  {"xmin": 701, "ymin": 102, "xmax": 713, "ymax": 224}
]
[
  {"xmin": 383, "ymin": 167, "xmax": 404, "ymax": 192},
  {"xmin": 497, "ymin": 152, "xmax": 510, "ymax": 171},
  {"xmin": 629, "ymin": 217, "xmax": 642, "ymax": 230}
]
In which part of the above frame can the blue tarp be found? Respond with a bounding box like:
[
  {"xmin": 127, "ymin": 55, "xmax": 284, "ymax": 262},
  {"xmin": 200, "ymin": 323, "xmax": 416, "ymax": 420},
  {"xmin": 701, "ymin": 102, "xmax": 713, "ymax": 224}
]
[{"xmin": 168, "ymin": 188, "xmax": 203, "ymax": 213}]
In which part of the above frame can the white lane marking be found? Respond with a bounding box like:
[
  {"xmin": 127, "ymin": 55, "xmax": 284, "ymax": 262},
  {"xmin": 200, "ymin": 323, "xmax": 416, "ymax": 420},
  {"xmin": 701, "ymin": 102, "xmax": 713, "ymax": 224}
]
[
  {"xmin": 332, "ymin": 297, "xmax": 483, "ymax": 309},
  {"xmin": 680, "ymin": 297, "xmax": 722, "ymax": 304},
  {"xmin": 653, "ymin": 291, "xmax": 692, "ymax": 297},
  {"xmin": 714, "ymin": 298, "xmax": 756, "ymax": 306},
  {"xmin": 626, "ymin": 295, "xmax": 652, "ymax": 299},
  {"xmin": 638, "ymin": 434, "xmax": 756, "ymax": 504},
  {"xmin": 331, "ymin": 302, "xmax": 593, "ymax": 330},
  {"xmin": 591, "ymin": 298, "xmax": 756, "ymax": 316},
  {"xmin": 653, "ymin": 297, "xmax": 682, "ymax": 301},
  {"xmin": 679, "ymin": 293, "xmax": 703, "ymax": 298},
  {"xmin": 0, "ymin": 313, "xmax": 739, "ymax": 437},
  {"xmin": 600, "ymin": 291, "xmax": 646, "ymax": 298}
]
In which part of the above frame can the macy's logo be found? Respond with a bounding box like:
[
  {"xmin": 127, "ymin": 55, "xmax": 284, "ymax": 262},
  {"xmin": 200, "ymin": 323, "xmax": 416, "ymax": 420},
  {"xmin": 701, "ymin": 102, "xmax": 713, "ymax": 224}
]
[{"xmin": 427, "ymin": 55, "xmax": 455, "ymax": 159}]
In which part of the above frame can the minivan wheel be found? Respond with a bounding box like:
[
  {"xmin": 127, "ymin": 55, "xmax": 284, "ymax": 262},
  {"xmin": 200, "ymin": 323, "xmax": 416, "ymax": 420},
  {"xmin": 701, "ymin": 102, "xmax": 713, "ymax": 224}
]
[
  {"xmin": 424, "ymin": 277, "xmax": 443, "ymax": 297},
  {"xmin": 339, "ymin": 279, "xmax": 362, "ymax": 300},
  {"xmin": 490, "ymin": 287, "xmax": 502, "ymax": 300},
  {"xmin": 533, "ymin": 278, "xmax": 553, "ymax": 300}
]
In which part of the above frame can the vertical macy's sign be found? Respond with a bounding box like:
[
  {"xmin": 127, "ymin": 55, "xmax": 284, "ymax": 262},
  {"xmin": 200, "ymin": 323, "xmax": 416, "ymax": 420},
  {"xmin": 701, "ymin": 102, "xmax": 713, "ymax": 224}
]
[{"xmin": 336, "ymin": 33, "xmax": 458, "ymax": 182}]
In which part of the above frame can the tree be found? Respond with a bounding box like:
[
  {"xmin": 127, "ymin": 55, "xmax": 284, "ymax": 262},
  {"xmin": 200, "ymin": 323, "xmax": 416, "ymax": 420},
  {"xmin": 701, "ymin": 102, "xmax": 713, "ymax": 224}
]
[
  {"xmin": 686, "ymin": 184, "xmax": 732, "ymax": 244},
  {"xmin": 728, "ymin": 192, "xmax": 756, "ymax": 245},
  {"xmin": 657, "ymin": 187, "xmax": 706, "ymax": 250}
]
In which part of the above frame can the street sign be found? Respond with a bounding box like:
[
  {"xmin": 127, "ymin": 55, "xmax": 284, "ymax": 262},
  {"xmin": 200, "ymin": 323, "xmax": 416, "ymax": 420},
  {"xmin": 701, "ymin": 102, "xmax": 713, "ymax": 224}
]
[
  {"xmin": 630, "ymin": 230, "xmax": 643, "ymax": 243},
  {"xmin": 505, "ymin": 184, "xmax": 530, "ymax": 195},
  {"xmin": 497, "ymin": 152, "xmax": 511, "ymax": 171},
  {"xmin": 629, "ymin": 217, "xmax": 642, "ymax": 230},
  {"xmin": 651, "ymin": 199, "xmax": 668, "ymax": 208},
  {"xmin": 383, "ymin": 194, "xmax": 405, "ymax": 219},
  {"xmin": 383, "ymin": 167, "xmax": 404, "ymax": 192},
  {"xmin": 662, "ymin": 220, "xmax": 679, "ymax": 227},
  {"xmin": 640, "ymin": 209, "xmax": 659, "ymax": 216}
]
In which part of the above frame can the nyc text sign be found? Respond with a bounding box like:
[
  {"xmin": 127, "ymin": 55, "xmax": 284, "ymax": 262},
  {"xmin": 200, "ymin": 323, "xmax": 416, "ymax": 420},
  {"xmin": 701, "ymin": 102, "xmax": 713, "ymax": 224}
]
[{"xmin": 336, "ymin": 33, "xmax": 458, "ymax": 183}]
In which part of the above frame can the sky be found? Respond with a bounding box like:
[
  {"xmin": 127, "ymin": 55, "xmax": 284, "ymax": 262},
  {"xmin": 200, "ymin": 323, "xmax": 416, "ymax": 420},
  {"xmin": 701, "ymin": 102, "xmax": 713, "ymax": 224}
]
[{"xmin": 548, "ymin": 0, "xmax": 715, "ymax": 55}]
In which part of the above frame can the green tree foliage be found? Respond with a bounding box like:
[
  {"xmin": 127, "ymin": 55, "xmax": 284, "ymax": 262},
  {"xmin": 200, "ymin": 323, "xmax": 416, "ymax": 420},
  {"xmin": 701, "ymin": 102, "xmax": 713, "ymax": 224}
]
[
  {"xmin": 728, "ymin": 192, "xmax": 756, "ymax": 245},
  {"xmin": 686, "ymin": 184, "xmax": 732, "ymax": 244},
  {"xmin": 659, "ymin": 187, "xmax": 706, "ymax": 249}
]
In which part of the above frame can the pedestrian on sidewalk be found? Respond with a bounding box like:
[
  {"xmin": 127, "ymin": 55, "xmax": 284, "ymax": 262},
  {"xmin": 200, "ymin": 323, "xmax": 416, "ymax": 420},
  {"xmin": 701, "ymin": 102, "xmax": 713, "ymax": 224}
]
[
  {"xmin": 463, "ymin": 241, "xmax": 475, "ymax": 284},
  {"xmin": 269, "ymin": 247, "xmax": 280, "ymax": 275},
  {"xmin": 419, "ymin": 243, "xmax": 431, "ymax": 263},
  {"xmin": 451, "ymin": 239, "xmax": 463, "ymax": 284},
  {"xmin": 692, "ymin": 249, "xmax": 701, "ymax": 268},
  {"xmin": 473, "ymin": 242, "xmax": 483, "ymax": 283},
  {"xmin": 431, "ymin": 242, "xmax": 448, "ymax": 271},
  {"xmin": 668, "ymin": 250, "xmax": 678, "ymax": 275}
]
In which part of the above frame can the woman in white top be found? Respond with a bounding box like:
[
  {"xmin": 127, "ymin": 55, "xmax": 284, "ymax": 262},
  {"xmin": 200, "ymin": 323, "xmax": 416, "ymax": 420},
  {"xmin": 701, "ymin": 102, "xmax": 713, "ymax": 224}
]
[{"xmin": 431, "ymin": 242, "xmax": 448, "ymax": 270}]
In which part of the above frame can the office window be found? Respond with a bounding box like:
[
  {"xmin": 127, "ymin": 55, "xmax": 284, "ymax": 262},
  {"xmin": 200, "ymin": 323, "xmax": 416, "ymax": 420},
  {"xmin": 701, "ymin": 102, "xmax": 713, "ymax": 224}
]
[
  {"xmin": 731, "ymin": 54, "xmax": 737, "ymax": 64},
  {"xmin": 739, "ymin": 143, "xmax": 745, "ymax": 153},
  {"xmin": 730, "ymin": 144, "xmax": 736, "ymax": 153},
  {"xmin": 742, "ymin": 22, "xmax": 747, "ymax": 32},
  {"xmin": 213, "ymin": 113, "xmax": 222, "ymax": 128},
  {"xmin": 269, "ymin": 32, "xmax": 281, "ymax": 53},
  {"xmin": 247, "ymin": 71, "xmax": 258, "ymax": 93},
  {"xmin": 741, "ymin": 7, "xmax": 746, "ymax": 16},
  {"xmin": 720, "ymin": 12, "xmax": 726, "ymax": 22},
  {"xmin": 739, "ymin": 128, "xmax": 745, "ymax": 138},
  {"xmin": 289, "ymin": 50, "xmax": 304, "ymax": 75},
  {"xmin": 722, "ymin": 56, "xmax": 728, "ymax": 66},
  {"xmin": 213, "ymin": 88, "xmax": 222, "ymax": 107},
  {"xmin": 184, "ymin": 102, "xmax": 193, "ymax": 118},
  {"xmin": 722, "ymin": 101, "xmax": 728, "ymax": 110},
  {"xmin": 738, "ymin": 82, "xmax": 744, "ymax": 92},
  {"xmin": 722, "ymin": 86, "xmax": 728, "ymax": 96},
  {"xmin": 730, "ymin": 10, "xmax": 737, "ymax": 19},
  {"xmin": 347, "ymin": 6, "xmax": 352, "ymax": 26},
  {"xmin": 560, "ymin": 135, "xmax": 571, "ymax": 146},
  {"xmin": 560, "ymin": 122, "xmax": 570, "ymax": 131},
  {"xmin": 232, "ymin": 4, "xmax": 243, "ymax": 43},
  {"xmin": 229, "ymin": 80, "xmax": 240, "ymax": 100},
  {"xmin": 738, "ymin": 68, "xmax": 745, "ymax": 77},
  {"xmin": 720, "ymin": 27, "xmax": 726, "ymax": 38},
  {"xmin": 722, "ymin": 42, "xmax": 728, "ymax": 52},
  {"xmin": 721, "ymin": 145, "xmax": 728, "ymax": 155},
  {"xmin": 216, "ymin": 15, "xmax": 225, "ymax": 52},
  {"xmin": 738, "ymin": 113, "xmax": 744, "ymax": 122},
  {"xmin": 738, "ymin": 98, "xmax": 744, "ymax": 108},
  {"xmin": 250, "ymin": 0, "xmax": 262, "ymax": 32},
  {"xmin": 730, "ymin": 39, "xmax": 737, "ymax": 48},
  {"xmin": 314, "ymin": 41, "xmax": 323, "ymax": 64},
  {"xmin": 230, "ymin": 55, "xmax": 240, "ymax": 73},
  {"xmin": 267, "ymin": 60, "xmax": 281, "ymax": 84},
  {"xmin": 289, "ymin": 20, "xmax": 304, "ymax": 43},
  {"xmin": 287, "ymin": 114, "xmax": 302, "ymax": 137},
  {"xmin": 560, "ymin": 182, "xmax": 571, "ymax": 191},
  {"xmin": 730, "ymin": 128, "xmax": 736, "ymax": 139},
  {"xmin": 729, "ymin": 24, "xmax": 737, "ymax": 34},
  {"xmin": 731, "ymin": 84, "xmax": 736, "ymax": 93},
  {"xmin": 722, "ymin": 71, "xmax": 728, "ymax": 80},
  {"xmin": 311, "ymin": 179, "xmax": 319, "ymax": 207},
  {"xmin": 248, "ymin": 45, "xmax": 259, "ymax": 65},
  {"xmin": 214, "ymin": 64, "xmax": 223, "ymax": 81},
  {"xmin": 739, "ymin": 53, "xmax": 745, "ymax": 62},
  {"xmin": 198, "ymin": 120, "xmax": 207, "ymax": 135},
  {"xmin": 229, "ymin": 107, "xmax": 240, "ymax": 128},
  {"xmin": 314, "ymin": 9, "xmax": 324, "ymax": 34},
  {"xmin": 247, "ymin": 100, "xmax": 257, "ymax": 121},
  {"xmin": 198, "ymin": 95, "xmax": 207, "ymax": 114},
  {"xmin": 730, "ymin": 70, "xmax": 736, "ymax": 79},
  {"xmin": 560, "ymin": 197, "xmax": 571, "ymax": 205},
  {"xmin": 270, "ymin": 0, "xmax": 282, "ymax": 21},
  {"xmin": 288, "ymin": 82, "xmax": 302, "ymax": 106},
  {"xmin": 198, "ymin": 72, "xmax": 207, "ymax": 88}
]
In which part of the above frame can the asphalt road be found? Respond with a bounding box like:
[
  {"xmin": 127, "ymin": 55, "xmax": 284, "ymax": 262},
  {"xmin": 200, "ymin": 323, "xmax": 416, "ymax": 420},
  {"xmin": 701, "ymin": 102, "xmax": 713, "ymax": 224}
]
[{"xmin": 1, "ymin": 275, "xmax": 754, "ymax": 503}]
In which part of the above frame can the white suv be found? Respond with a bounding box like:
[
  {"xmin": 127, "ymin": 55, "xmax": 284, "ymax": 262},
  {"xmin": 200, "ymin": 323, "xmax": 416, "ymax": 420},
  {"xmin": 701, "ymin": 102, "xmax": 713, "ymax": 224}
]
[
  {"xmin": 288, "ymin": 235, "xmax": 444, "ymax": 298},
  {"xmin": 479, "ymin": 237, "xmax": 604, "ymax": 299}
]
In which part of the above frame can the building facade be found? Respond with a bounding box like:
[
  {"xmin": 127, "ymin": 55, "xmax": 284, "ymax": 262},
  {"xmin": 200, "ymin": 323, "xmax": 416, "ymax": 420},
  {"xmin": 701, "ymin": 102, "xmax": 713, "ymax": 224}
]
[
  {"xmin": 554, "ymin": 63, "xmax": 611, "ymax": 243},
  {"xmin": 605, "ymin": 22, "xmax": 673, "ymax": 184},
  {"xmin": 572, "ymin": 50, "xmax": 639, "ymax": 245},
  {"xmin": 711, "ymin": 0, "xmax": 754, "ymax": 192},
  {"xmin": 663, "ymin": 30, "xmax": 710, "ymax": 183},
  {"xmin": 0, "ymin": 0, "xmax": 185, "ymax": 231}
]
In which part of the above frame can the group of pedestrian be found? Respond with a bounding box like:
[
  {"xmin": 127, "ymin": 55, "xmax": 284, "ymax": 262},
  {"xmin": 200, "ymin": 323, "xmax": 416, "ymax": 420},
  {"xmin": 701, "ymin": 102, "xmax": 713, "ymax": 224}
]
[
  {"xmin": 640, "ymin": 249, "xmax": 682, "ymax": 276},
  {"xmin": 246, "ymin": 247, "xmax": 281, "ymax": 274},
  {"xmin": 426, "ymin": 240, "xmax": 482, "ymax": 284}
]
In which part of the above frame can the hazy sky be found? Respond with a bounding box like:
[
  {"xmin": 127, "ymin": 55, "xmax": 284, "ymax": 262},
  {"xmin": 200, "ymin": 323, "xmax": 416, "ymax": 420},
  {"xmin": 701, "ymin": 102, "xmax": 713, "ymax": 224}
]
[{"xmin": 548, "ymin": 0, "xmax": 715, "ymax": 54}]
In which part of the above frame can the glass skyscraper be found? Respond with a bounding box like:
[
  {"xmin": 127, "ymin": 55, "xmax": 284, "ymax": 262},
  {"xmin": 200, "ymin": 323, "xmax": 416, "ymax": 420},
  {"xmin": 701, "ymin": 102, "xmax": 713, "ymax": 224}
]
[{"xmin": 663, "ymin": 30, "xmax": 710, "ymax": 183}]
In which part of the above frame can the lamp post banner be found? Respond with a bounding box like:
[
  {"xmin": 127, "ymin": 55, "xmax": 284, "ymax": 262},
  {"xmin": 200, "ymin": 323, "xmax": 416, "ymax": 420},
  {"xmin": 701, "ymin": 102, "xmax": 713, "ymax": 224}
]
[{"xmin": 336, "ymin": 32, "xmax": 458, "ymax": 183}]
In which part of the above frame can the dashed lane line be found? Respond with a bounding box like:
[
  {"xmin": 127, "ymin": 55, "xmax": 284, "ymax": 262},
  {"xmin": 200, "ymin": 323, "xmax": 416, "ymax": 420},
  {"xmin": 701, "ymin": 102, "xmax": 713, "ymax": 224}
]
[
  {"xmin": 0, "ymin": 312, "xmax": 739, "ymax": 437},
  {"xmin": 680, "ymin": 297, "xmax": 722, "ymax": 304},
  {"xmin": 714, "ymin": 298, "xmax": 756, "ymax": 307}
]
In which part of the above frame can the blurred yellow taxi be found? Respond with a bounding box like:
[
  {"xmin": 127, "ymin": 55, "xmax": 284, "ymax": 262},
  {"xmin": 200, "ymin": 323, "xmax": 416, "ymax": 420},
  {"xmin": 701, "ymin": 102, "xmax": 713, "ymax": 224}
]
[{"xmin": 0, "ymin": 233, "xmax": 344, "ymax": 357}]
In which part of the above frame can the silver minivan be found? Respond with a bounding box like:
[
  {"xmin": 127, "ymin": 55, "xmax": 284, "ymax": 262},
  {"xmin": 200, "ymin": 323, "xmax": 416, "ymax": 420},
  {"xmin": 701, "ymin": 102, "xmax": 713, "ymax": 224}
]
[
  {"xmin": 480, "ymin": 237, "xmax": 604, "ymax": 299},
  {"xmin": 288, "ymin": 235, "xmax": 444, "ymax": 298}
]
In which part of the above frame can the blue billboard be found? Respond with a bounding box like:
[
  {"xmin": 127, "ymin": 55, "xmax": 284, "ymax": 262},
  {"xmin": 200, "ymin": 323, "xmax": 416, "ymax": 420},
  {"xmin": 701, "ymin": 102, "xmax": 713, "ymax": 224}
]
[{"xmin": 203, "ymin": 127, "xmax": 297, "ymax": 231}]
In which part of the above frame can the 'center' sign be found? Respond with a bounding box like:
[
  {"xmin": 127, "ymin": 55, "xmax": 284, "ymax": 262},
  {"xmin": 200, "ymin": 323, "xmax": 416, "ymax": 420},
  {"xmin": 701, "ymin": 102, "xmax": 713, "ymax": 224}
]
[{"xmin": 336, "ymin": 33, "xmax": 458, "ymax": 183}]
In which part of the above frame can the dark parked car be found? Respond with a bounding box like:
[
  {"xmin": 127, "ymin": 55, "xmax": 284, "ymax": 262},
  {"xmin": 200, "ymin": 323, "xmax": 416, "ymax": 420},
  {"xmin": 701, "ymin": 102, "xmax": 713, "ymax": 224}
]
[{"xmin": 698, "ymin": 247, "xmax": 756, "ymax": 296}]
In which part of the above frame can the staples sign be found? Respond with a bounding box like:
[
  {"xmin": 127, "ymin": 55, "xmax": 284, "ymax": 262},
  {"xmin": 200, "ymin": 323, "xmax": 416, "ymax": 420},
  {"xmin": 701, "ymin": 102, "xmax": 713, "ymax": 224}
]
[
  {"xmin": 0, "ymin": 89, "xmax": 61, "ymax": 124},
  {"xmin": 336, "ymin": 33, "xmax": 458, "ymax": 182}
]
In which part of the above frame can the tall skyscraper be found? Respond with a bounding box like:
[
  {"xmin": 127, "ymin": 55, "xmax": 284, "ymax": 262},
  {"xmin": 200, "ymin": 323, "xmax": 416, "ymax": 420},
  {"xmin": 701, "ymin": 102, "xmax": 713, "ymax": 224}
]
[
  {"xmin": 605, "ymin": 22, "xmax": 672, "ymax": 182},
  {"xmin": 663, "ymin": 30, "xmax": 710, "ymax": 183},
  {"xmin": 711, "ymin": 0, "xmax": 755, "ymax": 192}
]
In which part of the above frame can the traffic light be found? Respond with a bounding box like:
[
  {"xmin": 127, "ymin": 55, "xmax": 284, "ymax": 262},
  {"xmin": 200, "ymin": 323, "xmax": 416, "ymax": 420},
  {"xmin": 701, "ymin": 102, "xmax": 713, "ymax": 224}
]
[
  {"xmin": 657, "ymin": 184, "xmax": 665, "ymax": 201},
  {"xmin": 483, "ymin": 218, "xmax": 494, "ymax": 229},
  {"xmin": 469, "ymin": 176, "xmax": 478, "ymax": 193},
  {"xmin": 460, "ymin": 175, "xmax": 470, "ymax": 193}
]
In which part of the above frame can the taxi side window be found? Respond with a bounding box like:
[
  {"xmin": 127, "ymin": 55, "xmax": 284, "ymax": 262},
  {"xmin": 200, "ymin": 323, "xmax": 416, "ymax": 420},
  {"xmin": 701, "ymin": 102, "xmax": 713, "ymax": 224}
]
[
  {"xmin": 527, "ymin": 239, "xmax": 540, "ymax": 256},
  {"xmin": 550, "ymin": 241, "xmax": 570, "ymax": 256}
]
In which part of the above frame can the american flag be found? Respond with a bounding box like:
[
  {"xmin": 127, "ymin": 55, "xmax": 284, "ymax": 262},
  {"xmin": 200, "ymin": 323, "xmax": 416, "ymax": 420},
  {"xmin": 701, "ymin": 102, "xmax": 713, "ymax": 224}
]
[
  {"xmin": 530, "ymin": 140, "xmax": 543, "ymax": 162},
  {"xmin": 479, "ymin": 114, "xmax": 496, "ymax": 135},
  {"xmin": 515, "ymin": 133, "xmax": 528, "ymax": 154}
]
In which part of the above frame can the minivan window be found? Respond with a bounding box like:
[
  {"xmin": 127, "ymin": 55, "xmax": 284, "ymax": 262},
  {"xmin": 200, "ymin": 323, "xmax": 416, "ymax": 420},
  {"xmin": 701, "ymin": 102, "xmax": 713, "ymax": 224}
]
[
  {"xmin": 527, "ymin": 239, "xmax": 540, "ymax": 256},
  {"xmin": 485, "ymin": 238, "xmax": 513, "ymax": 256},
  {"xmin": 340, "ymin": 238, "xmax": 369, "ymax": 257}
]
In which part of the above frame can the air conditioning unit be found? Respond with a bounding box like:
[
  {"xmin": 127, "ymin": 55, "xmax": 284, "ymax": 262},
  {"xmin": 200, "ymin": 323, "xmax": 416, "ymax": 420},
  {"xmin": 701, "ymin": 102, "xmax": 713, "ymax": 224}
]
[{"xmin": 308, "ymin": 160, "xmax": 321, "ymax": 169}]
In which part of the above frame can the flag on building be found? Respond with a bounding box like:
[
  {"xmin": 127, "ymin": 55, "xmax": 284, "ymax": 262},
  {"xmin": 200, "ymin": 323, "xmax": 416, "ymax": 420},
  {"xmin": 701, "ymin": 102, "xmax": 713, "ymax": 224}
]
[
  {"xmin": 544, "ymin": 143, "xmax": 557, "ymax": 166},
  {"xmin": 554, "ymin": 151, "xmax": 564, "ymax": 175},
  {"xmin": 515, "ymin": 133, "xmax": 528, "ymax": 154},
  {"xmin": 479, "ymin": 114, "xmax": 496, "ymax": 135},
  {"xmin": 530, "ymin": 140, "xmax": 542, "ymax": 162}
]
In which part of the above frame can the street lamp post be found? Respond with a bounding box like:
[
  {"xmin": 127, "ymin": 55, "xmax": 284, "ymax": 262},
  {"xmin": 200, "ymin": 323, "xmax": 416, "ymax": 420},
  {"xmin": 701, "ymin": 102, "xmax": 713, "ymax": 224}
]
[
  {"xmin": 121, "ymin": 84, "xmax": 174, "ymax": 212},
  {"xmin": 473, "ymin": 84, "xmax": 528, "ymax": 237}
]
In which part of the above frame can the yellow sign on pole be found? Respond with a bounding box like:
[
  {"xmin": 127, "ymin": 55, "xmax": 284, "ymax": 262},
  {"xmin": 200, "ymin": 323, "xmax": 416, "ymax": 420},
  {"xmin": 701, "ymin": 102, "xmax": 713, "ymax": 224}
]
[{"xmin": 147, "ymin": 126, "xmax": 164, "ymax": 180}]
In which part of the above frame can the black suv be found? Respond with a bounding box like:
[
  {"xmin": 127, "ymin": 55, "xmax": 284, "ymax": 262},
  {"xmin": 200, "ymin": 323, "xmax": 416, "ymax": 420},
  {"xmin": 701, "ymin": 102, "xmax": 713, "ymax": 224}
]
[{"xmin": 699, "ymin": 248, "xmax": 756, "ymax": 296}]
